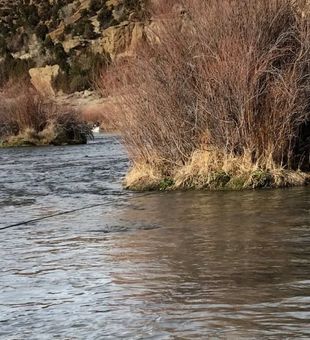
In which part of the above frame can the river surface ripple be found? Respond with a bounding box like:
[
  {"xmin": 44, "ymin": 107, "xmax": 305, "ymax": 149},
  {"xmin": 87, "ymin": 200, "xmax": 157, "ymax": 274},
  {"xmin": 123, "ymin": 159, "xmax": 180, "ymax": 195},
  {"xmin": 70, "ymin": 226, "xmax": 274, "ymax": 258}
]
[{"xmin": 0, "ymin": 134, "xmax": 309, "ymax": 339}]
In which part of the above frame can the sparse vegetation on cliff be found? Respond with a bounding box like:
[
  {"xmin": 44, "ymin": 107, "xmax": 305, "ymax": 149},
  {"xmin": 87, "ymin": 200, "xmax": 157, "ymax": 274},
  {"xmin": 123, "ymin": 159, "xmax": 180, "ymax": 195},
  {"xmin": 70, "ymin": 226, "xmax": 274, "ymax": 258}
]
[
  {"xmin": 0, "ymin": 82, "xmax": 93, "ymax": 147},
  {"xmin": 0, "ymin": 0, "xmax": 148, "ymax": 92},
  {"xmin": 99, "ymin": 0, "xmax": 310, "ymax": 191}
]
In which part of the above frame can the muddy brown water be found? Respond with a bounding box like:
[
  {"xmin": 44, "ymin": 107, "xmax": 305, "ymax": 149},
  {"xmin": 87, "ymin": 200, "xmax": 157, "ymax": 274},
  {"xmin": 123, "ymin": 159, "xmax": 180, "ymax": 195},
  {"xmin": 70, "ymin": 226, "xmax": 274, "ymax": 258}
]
[{"xmin": 0, "ymin": 134, "xmax": 309, "ymax": 339}]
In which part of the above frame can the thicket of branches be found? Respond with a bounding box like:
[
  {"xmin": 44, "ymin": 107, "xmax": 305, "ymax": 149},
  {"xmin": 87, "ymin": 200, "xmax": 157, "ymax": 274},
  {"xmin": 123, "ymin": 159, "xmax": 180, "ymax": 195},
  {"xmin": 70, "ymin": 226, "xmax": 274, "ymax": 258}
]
[
  {"xmin": 0, "ymin": 82, "xmax": 92, "ymax": 146},
  {"xmin": 99, "ymin": 0, "xmax": 310, "ymax": 175}
]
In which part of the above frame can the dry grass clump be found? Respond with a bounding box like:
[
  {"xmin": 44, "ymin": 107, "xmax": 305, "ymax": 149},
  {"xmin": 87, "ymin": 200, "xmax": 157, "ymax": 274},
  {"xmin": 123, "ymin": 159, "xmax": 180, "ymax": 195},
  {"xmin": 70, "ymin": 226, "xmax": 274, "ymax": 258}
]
[
  {"xmin": 124, "ymin": 162, "xmax": 165, "ymax": 191},
  {"xmin": 173, "ymin": 149, "xmax": 309, "ymax": 190},
  {"xmin": 125, "ymin": 149, "xmax": 309, "ymax": 191},
  {"xmin": 0, "ymin": 82, "xmax": 93, "ymax": 146},
  {"xmin": 99, "ymin": 0, "xmax": 310, "ymax": 190}
]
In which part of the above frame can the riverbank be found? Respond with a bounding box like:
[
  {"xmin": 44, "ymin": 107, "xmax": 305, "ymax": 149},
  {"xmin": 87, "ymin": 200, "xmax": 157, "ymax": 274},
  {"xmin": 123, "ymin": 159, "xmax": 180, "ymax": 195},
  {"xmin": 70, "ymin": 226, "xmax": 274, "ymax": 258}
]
[
  {"xmin": 125, "ymin": 157, "xmax": 310, "ymax": 192},
  {"xmin": 0, "ymin": 125, "xmax": 90, "ymax": 148}
]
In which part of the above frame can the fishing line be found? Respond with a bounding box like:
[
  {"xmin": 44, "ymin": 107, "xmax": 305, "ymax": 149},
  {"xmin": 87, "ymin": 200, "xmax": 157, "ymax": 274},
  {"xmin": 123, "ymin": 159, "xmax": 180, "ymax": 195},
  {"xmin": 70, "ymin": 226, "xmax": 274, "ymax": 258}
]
[
  {"xmin": 0, "ymin": 191, "xmax": 156, "ymax": 231},
  {"xmin": 0, "ymin": 203, "xmax": 108, "ymax": 231}
]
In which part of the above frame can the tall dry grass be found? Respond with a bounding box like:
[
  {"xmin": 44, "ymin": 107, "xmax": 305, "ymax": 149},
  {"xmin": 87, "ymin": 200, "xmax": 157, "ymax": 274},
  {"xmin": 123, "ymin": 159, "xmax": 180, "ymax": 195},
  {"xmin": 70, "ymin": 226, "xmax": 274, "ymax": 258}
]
[{"xmin": 98, "ymin": 0, "xmax": 310, "ymax": 189}]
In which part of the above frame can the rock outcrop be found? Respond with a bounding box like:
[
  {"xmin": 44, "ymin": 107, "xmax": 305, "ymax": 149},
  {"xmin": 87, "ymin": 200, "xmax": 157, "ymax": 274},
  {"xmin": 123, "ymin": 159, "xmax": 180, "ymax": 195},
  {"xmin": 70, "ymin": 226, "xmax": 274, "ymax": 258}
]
[
  {"xmin": 93, "ymin": 21, "xmax": 145, "ymax": 59},
  {"xmin": 29, "ymin": 65, "xmax": 60, "ymax": 97},
  {"xmin": 0, "ymin": 0, "xmax": 149, "ymax": 91},
  {"xmin": 4, "ymin": 0, "xmax": 306, "ymax": 94}
]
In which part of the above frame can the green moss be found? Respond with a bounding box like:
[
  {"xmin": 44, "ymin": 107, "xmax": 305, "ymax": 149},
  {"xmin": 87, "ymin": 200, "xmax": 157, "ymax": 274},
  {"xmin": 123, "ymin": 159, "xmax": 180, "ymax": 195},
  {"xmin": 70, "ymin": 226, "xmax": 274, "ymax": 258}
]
[
  {"xmin": 125, "ymin": 170, "xmax": 310, "ymax": 192},
  {"xmin": 159, "ymin": 178, "xmax": 174, "ymax": 191},
  {"xmin": 208, "ymin": 171, "xmax": 231, "ymax": 189},
  {"xmin": 1, "ymin": 140, "xmax": 36, "ymax": 148},
  {"xmin": 225, "ymin": 176, "xmax": 247, "ymax": 190},
  {"xmin": 126, "ymin": 180, "xmax": 159, "ymax": 192},
  {"xmin": 250, "ymin": 169, "xmax": 273, "ymax": 188}
]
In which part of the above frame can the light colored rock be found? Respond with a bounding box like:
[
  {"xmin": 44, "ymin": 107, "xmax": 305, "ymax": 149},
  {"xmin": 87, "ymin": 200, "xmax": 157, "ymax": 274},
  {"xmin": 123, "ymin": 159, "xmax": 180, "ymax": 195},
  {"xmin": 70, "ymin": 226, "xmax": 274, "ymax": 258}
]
[
  {"xmin": 82, "ymin": 90, "xmax": 92, "ymax": 97},
  {"xmin": 62, "ymin": 36, "xmax": 83, "ymax": 52},
  {"xmin": 12, "ymin": 33, "xmax": 41, "ymax": 62},
  {"xmin": 91, "ymin": 16, "xmax": 101, "ymax": 34},
  {"xmin": 93, "ymin": 21, "xmax": 145, "ymax": 59},
  {"xmin": 60, "ymin": 3, "xmax": 77, "ymax": 23},
  {"xmin": 49, "ymin": 0, "xmax": 91, "ymax": 41},
  {"xmin": 29, "ymin": 65, "xmax": 60, "ymax": 97}
]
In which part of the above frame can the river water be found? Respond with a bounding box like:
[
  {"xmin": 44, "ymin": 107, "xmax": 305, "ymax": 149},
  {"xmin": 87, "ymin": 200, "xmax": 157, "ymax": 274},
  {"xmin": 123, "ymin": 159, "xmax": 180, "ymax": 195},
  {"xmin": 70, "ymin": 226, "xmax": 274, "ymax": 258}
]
[{"xmin": 0, "ymin": 134, "xmax": 309, "ymax": 339}]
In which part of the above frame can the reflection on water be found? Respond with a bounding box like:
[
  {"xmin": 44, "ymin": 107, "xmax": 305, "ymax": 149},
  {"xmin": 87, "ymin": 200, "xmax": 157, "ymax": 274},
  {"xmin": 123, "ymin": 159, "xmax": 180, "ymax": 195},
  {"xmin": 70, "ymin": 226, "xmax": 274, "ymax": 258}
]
[{"xmin": 0, "ymin": 135, "xmax": 309, "ymax": 339}]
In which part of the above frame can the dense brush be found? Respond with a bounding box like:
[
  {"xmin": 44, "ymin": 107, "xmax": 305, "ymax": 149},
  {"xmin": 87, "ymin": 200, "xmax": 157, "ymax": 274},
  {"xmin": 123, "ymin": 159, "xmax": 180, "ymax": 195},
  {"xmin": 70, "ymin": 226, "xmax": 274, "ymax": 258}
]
[{"xmin": 98, "ymin": 0, "xmax": 310, "ymax": 190}]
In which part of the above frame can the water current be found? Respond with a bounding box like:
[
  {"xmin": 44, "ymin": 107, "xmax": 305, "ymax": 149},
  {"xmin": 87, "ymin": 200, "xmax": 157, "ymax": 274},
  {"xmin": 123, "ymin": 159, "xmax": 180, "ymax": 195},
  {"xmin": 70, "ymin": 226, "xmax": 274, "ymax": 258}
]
[{"xmin": 0, "ymin": 134, "xmax": 309, "ymax": 339}]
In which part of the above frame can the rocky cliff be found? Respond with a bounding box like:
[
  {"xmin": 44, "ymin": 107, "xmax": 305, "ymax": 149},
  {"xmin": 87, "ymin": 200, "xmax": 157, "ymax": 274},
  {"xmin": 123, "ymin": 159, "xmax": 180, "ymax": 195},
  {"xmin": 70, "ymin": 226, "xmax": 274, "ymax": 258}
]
[
  {"xmin": 0, "ymin": 0, "xmax": 148, "ymax": 92},
  {"xmin": 1, "ymin": 0, "xmax": 309, "ymax": 95}
]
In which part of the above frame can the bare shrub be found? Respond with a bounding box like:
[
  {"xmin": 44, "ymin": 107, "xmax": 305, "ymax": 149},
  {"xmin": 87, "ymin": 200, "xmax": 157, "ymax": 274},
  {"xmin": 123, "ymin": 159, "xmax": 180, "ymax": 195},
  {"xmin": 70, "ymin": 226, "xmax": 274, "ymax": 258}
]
[
  {"xmin": 98, "ymin": 0, "xmax": 310, "ymax": 188},
  {"xmin": 0, "ymin": 81, "xmax": 92, "ymax": 146},
  {"xmin": 81, "ymin": 102, "xmax": 117, "ymax": 132},
  {"xmin": 0, "ymin": 82, "xmax": 48, "ymax": 136}
]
